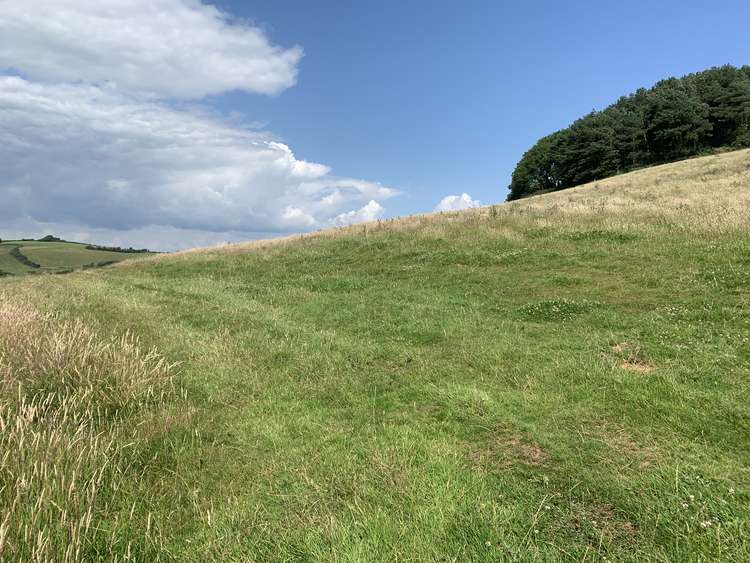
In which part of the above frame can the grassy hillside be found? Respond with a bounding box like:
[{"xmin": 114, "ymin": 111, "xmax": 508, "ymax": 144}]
[
  {"xmin": 0, "ymin": 239, "xmax": 151, "ymax": 276},
  {"xmin": 1, "ymin": 149, "xmax": 749, "ymax": 561}
]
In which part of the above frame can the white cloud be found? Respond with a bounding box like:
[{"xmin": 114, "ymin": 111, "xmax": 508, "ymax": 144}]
[
  {"xmin": 0, "ymin": 0, "xmax": 302, "ymax": 98},
  {"xmin": 0, "ymin": 1, "xmax": 399, "ymax": 251},
  {"xmin": 330, "ymin": 201, "xmax": 384, "ymax": 227},
  {"xmin": 0, "ymin": 77, "xmax": 397, "ymax": 246},
  {"xmin": 434, "ymin": 193, "xmax": 481, "ymax": 212}
]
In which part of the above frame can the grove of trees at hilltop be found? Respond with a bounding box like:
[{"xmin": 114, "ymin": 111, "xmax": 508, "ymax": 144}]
[{"xmin": 507, "ymin": 65, "xmax": 750, "ymax": 200}]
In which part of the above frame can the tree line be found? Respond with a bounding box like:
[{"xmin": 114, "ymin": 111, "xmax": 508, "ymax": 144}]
[
  {"xmin": 507, "ymin": 65, "xmax": 750, "ymax": 200},
  {"xmin": 85, "ymin": 244, "xmax": 151, "ymax": 253}
]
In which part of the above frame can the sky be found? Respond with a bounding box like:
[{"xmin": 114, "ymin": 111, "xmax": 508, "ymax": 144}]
[{"xmin": 1, "ymin": 0, "xmax": 749, "ymax": 251}]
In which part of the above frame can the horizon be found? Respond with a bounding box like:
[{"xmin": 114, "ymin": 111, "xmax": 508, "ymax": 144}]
[{"xmin": 1, "ymin": 0, "xmax": 749, "ymax": 251}]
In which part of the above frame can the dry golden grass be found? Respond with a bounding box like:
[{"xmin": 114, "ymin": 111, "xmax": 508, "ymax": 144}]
[
  {"xmin": 0, "ymin": 295, "xmax": 176, "ymax": 562},
  {"xmin": 498, "ymin": 148, "xmax": 750, "ymax": 233}
]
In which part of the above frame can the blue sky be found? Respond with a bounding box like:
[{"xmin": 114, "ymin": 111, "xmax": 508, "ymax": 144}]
[
  {"xmin": 216, "ymin": 0, "xmax": 750, "ymax": 215},
  {"xmin": 0, "ymin": 0, "xmax": 748, "ymax": 249}
]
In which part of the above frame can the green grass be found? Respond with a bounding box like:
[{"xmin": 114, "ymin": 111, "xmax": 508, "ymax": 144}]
[
  {"xmin": 0, "ymin": 240, "xmax": 150, "ymax": 275},
  {"xmin": 2, "ymin": 149, "xmax": 749, "ymax": 561},
  {"xmin": 0, "ymin": 244, "xmax": 35, "ymax": 275}
]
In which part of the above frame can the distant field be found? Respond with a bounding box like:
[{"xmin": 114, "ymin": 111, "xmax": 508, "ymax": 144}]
[
  {"xmin": 1, "ymin": 149, "xmax": 749, "ymax": 561},
  {"xmin": 0, "ymin": 244, "xmax": 34, "ymax": 275},
  {"xmin": 0, "ymin": 240, "xmax": 150, "ymax": 276}
]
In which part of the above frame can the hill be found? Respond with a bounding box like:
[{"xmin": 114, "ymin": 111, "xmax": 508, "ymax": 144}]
[
  {"xmin": 0, "ymin": 238, "xmax": 152, "ymax": 276},
  {"xmin": 1, "ymin": 149, "xmax": 749, "ymax": 561},
  {"xmin": 509, "ymin": 65, "xmax": 750, "ymax": 200}
]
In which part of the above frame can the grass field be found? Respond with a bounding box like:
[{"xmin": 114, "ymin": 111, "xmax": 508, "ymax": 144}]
[
  {"xmin": 1, "ymin": 149, "xmax": 749, "ymax": 561},
  {"xmin": 0, "ymin": 244, "xmax": 34, "ymax": 275},
  {"xmin": 0, "ymin": 240, "xmax": 150, "ymax": 276}
]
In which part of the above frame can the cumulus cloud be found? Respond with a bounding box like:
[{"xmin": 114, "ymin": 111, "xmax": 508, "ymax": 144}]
[
  {"xmin": 330, "ymin": 201, "xmax": 384, "ymax": 226},
  {"xmin": 0, "ymin": 77, "xmax": 397, "ymax": 246},
  {"xmin": 434, "ymin": 193, "xmax": 481, "ymax": 212},
  {"xmin": 0, "ymin": 0, "xmax": 302, "ymax": 98},
  {"xmin": 0, "ymin": 1, "xmax": 400, "ymax": 250}
]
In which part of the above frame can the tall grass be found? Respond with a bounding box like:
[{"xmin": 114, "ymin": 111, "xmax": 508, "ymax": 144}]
[{"xmin": 0, "ymin": 295, "xmax": 176, "ymax": 562}]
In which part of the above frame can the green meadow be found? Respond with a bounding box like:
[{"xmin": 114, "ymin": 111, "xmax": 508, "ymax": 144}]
[
  {"xmin": 0, "ymin": 239, "xmax": 150, "ymax": 276},
  {"xmin": 1, "ymin": 149, "xmax": 749, "ymax": 561}
]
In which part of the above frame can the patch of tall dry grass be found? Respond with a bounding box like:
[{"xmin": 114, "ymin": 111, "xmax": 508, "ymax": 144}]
[
  {"xmin": 0, "ymin": 295, "xmax": 176, "ymax": 562},
  {"xmin": 494, "ymin": 147, "xmax": 750, "ymax": 234}
]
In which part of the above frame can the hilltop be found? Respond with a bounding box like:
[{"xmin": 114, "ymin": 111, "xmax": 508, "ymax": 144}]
[
  {"xmin": 1, "ymin": 149, "xmax": 748, "ymax": 561},
  {"xmin": 509, "ymin": 65, "xmax": 750, "ymax": 200},
  {"xmin": 0, "ymin": 237, "xmax": 153, "ymax": 276}
]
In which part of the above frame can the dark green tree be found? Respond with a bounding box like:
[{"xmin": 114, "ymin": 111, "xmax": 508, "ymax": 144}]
[
  {"xmin": 643, "ymin": 79, "xmax": 712, "ymax": 161},
  {"xmin": 507, "ymin": 65, "xmax": 750, "ymax": 200}
]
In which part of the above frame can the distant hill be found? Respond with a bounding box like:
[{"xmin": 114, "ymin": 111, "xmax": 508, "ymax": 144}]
[
  {"xmin": 508, "ymin": 64, "xmax": 750, "ymax": 200},
  {"xmin": 0, "ymin": 237, "xmax": 153, "ymax": 276}
]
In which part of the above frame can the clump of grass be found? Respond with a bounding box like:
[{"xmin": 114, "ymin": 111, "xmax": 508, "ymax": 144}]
[
  {"xmin": 610, "ymin": 341, "xmax": 655, "ymax": 373},
  {"xmin": 0, "ymin": 295, "xmax": 176, "ymax": 562}
]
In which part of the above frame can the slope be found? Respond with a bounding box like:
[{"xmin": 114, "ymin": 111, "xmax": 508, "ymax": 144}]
[{"xmin": 2, "ymin": 148, "xmax": 749, "ymax": 561}]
